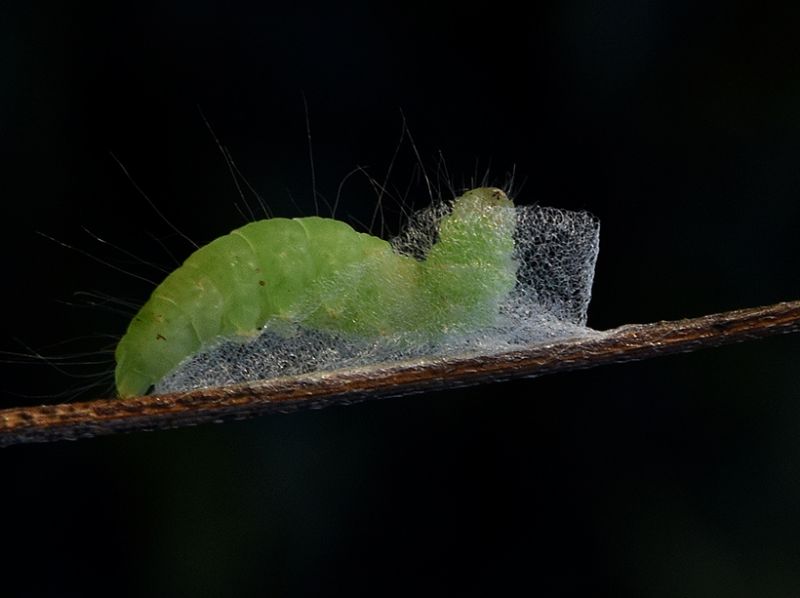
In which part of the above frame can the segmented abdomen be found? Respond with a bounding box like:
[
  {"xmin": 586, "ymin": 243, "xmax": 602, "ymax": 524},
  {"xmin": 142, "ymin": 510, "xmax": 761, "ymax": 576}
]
[{"xmin": 114, "ymin": 217, "xmax": 394, "ymax": 397}]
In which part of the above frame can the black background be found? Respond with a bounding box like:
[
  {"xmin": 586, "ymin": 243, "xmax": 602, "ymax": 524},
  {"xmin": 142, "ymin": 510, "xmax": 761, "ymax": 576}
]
[{"xmin": 2, "ymin": 1, "xmax": 800, "ymax": 596}]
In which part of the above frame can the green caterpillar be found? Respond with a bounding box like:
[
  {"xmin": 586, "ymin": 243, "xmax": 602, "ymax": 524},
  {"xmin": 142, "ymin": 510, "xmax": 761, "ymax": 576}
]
[{"xmin": 114, "ymin": 187, "xmax": 517, "ymax": 397}]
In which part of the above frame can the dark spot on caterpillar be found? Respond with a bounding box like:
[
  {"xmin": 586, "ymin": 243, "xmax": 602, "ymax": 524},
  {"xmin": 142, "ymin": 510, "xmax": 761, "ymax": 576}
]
[
  {"xmin": 156, "ymin": 333, "xmax": 166, "ymax": 341},
  {"xmin": 258, "ymin": 280, "xmax": 266, "ymax": 286}
]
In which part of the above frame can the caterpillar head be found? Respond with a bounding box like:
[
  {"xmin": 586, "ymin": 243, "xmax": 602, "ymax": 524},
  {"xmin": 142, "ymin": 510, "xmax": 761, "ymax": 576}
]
[
  {"xmin": 452, "ymin": 187, "xmax": 513, "ymax": 214},
  {"xmin": 436, "ymin": 187, "xmax": 517, "ymax": 262}
]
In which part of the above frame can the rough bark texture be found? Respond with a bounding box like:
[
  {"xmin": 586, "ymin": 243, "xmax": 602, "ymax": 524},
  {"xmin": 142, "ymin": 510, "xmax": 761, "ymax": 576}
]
[{"xmin": 2, "ymin": 300, "xmax": 799, "ymax": 447}]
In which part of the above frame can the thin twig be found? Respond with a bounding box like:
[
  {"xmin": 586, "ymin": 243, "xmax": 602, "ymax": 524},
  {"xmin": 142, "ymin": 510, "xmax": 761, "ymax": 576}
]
[{"xmin": 2, "ymin": 300, "xmax": 799, "ymax": 447}]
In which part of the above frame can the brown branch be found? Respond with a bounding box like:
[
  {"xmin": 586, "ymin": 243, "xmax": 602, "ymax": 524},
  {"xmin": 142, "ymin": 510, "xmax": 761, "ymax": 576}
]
[{"xmin": 2, "ymin": 300, "xmax": 799, "ymax": 447}]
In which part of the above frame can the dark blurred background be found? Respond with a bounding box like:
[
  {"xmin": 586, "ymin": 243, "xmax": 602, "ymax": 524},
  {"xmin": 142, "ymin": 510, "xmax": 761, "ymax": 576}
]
[{"xmin": 2, "ymin": 1, "xmax": 800, "ymax": 596}]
